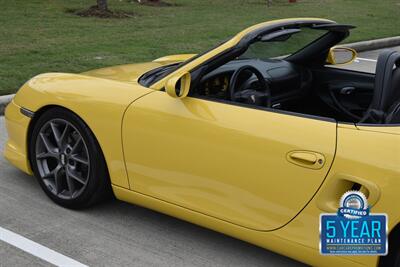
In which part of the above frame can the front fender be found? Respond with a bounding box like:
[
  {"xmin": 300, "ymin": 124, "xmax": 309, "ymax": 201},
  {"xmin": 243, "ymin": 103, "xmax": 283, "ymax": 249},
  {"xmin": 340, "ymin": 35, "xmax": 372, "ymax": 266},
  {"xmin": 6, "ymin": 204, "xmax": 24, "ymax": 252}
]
[{"xmin": 11, "ymin": 72, "xmax": 153, "ymax": 189}]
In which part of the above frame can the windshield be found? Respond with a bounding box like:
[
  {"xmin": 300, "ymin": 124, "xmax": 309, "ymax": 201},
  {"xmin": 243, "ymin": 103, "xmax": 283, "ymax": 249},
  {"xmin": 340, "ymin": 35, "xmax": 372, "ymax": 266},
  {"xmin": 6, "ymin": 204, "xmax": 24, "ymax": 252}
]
[
  {"xmin": 139, "ymin": 27, "xmax": 329, "ymax": 87},
  {"xmin": 239, "ymin": 27, "xmax": 329, "ymax": 60},
  {"xmin": 139, "ymin": 39, "xmax": 229, "ymax": 87},
  {"xmin": 139, "ymin": 63, "xmax": 180, "ymax": 87}
]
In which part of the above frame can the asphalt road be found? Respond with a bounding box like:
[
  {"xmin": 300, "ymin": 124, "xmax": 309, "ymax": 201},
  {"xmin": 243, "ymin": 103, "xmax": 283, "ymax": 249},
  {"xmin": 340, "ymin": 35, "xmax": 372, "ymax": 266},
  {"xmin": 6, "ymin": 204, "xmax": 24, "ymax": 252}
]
[
  {"xmin": 0, "ymin": 115, "xmax": 306, "ymax": 267},
  {"xmin": 1, "ymin": 46, "xmax": 400, "ymax": 267},
  {"xmin": 333, "ymin": 45, "xmax": 400, "ymax": 73}
]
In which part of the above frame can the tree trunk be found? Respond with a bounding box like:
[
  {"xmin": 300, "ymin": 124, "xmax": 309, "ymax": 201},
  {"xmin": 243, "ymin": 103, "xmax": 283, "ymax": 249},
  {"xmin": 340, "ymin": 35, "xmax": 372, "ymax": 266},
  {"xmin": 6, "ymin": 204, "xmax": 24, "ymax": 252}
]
[{"xmin": 97, "ymin": 0, "xmax": 108, "ymax": 11}]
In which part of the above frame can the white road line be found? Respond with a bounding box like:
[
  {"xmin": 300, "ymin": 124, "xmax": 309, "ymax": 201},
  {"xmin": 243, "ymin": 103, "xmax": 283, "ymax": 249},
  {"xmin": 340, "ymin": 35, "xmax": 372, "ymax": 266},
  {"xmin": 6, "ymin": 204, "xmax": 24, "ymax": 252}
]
[
  {"xmin": 0, "ymin": 226, "xmax": 88, "ymax": 267},
  {"xmin": 355, "ymin": 57, "xmax": 378, "ymax": 62}
]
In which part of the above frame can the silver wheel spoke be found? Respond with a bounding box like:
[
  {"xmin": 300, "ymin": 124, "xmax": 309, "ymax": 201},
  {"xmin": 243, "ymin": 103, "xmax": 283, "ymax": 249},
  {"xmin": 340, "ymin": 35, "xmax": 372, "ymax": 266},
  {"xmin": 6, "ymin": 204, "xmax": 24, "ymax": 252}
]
[
  {"xmin": 36, "ymin": 118, "xmax": 90, "ymax": 200},
  {"xmin": 43, "ymin": 164, "xmax": 61, "ymax": 179},
  {"xmin": 67, "ymin": 167, "xmax": 86, "ymax": 185},
  {"xmin": 50, "ymin": 122, "xmax": 61, "ymax": 148},
  {"xmin": 53, "ymin": 166, "xmax": 63, "ymax": 195},
  {"xmin": 65, "ymin": 172, "xmax": 75, "ymax": 197},
  {"xmin": 39, "ymin": 133, "xmax": 56, "ymax": 153},
  {"xmin": 71, "ymin": 136, "xmax": 82, "ymax": 154},
  {"xmin": 36, "ymin": 152, "xmax": 57, "ymax": 160},
  {"xmin": 70, "ymin": 154, "xmax": 89, "ymax": 165},
  {"xmin": 59, "ymin": 124, "xmax": 70, "ymax": 147}
]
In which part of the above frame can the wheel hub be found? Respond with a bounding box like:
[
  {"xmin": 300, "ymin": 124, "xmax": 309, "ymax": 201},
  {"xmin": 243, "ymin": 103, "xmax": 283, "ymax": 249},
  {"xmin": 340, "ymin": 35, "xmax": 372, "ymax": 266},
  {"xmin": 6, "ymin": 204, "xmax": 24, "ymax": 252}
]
[{"xmin": 60, "ymin": 153, "xmax": 67, "ymax": 166}]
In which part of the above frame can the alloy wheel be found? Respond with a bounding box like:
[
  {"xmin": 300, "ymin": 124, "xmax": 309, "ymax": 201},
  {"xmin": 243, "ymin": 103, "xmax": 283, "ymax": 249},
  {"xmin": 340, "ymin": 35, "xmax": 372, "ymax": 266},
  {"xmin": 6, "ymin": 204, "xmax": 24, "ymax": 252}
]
[{"xmin": 35, "ymin": 119, "xmax": 90, "ymax": 199}]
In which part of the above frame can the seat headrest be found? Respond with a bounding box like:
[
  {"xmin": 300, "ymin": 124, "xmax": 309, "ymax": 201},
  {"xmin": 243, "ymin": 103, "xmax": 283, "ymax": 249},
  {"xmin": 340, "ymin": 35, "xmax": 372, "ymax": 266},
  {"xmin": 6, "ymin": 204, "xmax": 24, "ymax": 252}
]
[
  {"xmin": 371, "ymin": 50, "xmax": 400, "ymax": 111},
  {"xmin": 360, "ymin": 50, "xmax": 400, "ymax": 123}
]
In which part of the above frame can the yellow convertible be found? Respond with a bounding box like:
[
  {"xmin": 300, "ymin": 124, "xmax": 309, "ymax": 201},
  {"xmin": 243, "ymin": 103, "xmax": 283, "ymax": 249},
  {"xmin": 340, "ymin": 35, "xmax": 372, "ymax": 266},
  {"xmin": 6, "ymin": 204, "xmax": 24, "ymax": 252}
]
[{"xmin": 4, "ymin": 18, "xmax": 400, "ymax": 267}]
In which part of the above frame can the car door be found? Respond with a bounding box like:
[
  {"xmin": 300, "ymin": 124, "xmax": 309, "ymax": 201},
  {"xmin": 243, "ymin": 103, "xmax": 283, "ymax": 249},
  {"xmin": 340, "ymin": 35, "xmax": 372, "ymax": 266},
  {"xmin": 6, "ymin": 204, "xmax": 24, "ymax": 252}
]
[{"xmin": 122, "ymin": 91, "xmax": 336, "ymax": 231}]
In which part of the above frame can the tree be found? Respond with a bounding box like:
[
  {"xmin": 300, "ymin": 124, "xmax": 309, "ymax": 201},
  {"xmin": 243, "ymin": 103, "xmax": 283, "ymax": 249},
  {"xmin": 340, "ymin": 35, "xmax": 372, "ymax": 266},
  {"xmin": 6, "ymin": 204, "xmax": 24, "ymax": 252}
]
[
  {"xmin": 267, "ymin": 0, "xmax": 296, "ymax": 6},
  {"xmin": 138, "ymin": 0, "xmax": 161, "ymax": 3},
  {"xmin": 97, "ymin": 0, "xmax": 108, "ymax": 11}
]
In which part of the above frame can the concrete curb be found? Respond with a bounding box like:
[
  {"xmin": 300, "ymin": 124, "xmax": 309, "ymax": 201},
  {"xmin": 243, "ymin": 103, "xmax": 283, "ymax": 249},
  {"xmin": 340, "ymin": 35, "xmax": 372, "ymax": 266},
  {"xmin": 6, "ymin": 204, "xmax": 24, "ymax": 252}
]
[
  {"xmin": 0, "ymin": 94, "xmax": 14, "ymax": 116},
  {"xmin": 0, "ymin": 37, "xmax": 399, "ymax": 116},
  {"xmin": 346, "ymin": 36, "xmax": 400, "ymax": 52}
]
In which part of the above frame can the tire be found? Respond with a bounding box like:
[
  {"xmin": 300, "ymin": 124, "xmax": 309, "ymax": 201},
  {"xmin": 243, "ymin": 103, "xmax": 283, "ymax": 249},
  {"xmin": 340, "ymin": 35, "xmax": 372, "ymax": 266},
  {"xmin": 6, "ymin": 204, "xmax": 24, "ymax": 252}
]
[
  {"xmin": 379, "ymin": 247, "xmax": 400, "ymax": 267},
  {"xmin": 379, "ymin": 225, "xmax": 400, "ymax": 267},
  {"xmin": 29, "ymin": 107, "xmax": 111, "ymax": 209}
]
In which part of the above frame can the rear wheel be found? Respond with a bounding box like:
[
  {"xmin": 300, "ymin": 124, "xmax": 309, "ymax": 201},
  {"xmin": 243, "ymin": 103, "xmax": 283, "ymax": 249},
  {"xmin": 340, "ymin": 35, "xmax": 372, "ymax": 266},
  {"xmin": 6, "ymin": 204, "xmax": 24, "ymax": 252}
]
[
  {"xmin": 30, "ymin": 107, "xmax": 111, "ymax": 209},
  {"xmin": 379, "ymin": 225, "xmax": 400, "ymax": 267}
]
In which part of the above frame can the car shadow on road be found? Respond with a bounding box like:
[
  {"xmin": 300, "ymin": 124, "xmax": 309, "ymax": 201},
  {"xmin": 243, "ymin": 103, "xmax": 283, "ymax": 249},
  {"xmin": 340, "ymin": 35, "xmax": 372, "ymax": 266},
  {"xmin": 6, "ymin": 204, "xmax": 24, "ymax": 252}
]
[
  {"xmin": 87, "ymin": 195, "xmax": 306, "ymax": 266},
  {"xmin": 1, "ymin": 164, "xmax": 305, "ymax": 267}
]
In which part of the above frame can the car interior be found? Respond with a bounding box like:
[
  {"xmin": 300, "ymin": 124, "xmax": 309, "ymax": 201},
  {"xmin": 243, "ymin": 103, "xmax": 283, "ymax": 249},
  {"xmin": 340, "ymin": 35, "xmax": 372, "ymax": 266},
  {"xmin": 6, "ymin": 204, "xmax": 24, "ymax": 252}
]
[{"xmin": 186, "ymin": 25, "xmax": 400, "ymax": 125}]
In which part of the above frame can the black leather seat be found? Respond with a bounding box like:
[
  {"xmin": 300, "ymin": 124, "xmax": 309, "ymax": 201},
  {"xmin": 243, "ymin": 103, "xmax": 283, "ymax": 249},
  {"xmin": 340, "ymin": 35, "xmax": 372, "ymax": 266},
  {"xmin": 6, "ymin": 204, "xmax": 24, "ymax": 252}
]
[{"xmin": 360, "ymin": 50, "xmax": 400, "ymax": 124}]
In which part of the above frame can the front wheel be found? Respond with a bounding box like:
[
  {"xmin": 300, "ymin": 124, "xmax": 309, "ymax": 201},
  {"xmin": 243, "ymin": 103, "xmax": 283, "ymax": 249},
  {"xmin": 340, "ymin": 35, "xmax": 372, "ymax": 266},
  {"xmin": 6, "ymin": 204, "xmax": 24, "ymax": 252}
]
[{"xmin": 30, "ymin": 107, "xmax": 111, "ymax": 209}]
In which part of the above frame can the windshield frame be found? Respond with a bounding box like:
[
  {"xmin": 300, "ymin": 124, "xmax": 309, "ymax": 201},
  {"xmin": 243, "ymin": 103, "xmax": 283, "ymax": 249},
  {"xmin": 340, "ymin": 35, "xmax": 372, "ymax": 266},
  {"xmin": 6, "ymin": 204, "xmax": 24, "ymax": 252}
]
[
  {"xmin": 147, "ymin": 18, "xmax": 339, "ymax": 90},
  {"xmin": 238, "ymin": 27, "xmax": 331, "ymax": 61},
  {"xmin": 139, "ymin": 39, "xmax": 231, "ymax": 87}
]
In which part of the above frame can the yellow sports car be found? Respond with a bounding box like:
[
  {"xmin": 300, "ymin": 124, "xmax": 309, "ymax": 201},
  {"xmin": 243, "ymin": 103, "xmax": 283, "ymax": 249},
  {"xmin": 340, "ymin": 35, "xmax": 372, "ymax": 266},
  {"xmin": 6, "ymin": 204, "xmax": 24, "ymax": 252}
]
[{"xmin": 4, "ymin": 18, "xmax": 400, "ymax": 267}]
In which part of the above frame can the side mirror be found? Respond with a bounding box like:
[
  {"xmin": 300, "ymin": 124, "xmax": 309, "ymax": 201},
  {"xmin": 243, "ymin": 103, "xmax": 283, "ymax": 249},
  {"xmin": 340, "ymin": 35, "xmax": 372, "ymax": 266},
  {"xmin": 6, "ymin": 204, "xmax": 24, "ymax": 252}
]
[
  {"xmin": 165, "ymin": 72, "xmax": 191, "ymax": 98},
  {"xmin": 326, "ymin": 47, "xmax": 357, "ymax": 65}
]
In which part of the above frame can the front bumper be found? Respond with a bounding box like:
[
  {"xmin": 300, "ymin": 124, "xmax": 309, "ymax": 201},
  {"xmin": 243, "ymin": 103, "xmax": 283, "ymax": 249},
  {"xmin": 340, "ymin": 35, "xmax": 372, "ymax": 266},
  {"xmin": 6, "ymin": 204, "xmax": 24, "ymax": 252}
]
[{"xmin": 3, "ymin": 100, "xmax": 33, "ymax": 175}]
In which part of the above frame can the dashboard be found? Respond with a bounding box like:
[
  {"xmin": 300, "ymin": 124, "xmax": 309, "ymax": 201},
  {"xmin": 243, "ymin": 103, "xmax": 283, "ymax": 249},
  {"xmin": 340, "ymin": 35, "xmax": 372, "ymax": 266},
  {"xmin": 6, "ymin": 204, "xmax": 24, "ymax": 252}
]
[{"xmin": 197, "ymin": 59, "xmax": 312, "ymax": 108}]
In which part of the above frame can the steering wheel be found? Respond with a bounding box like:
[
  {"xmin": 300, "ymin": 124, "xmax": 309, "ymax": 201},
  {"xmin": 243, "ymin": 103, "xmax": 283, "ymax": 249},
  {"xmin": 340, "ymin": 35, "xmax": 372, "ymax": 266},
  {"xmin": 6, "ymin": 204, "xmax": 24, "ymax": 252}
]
[{"xmin": 229, "ymin": 65, "xmax": 272, "ymax": 108}]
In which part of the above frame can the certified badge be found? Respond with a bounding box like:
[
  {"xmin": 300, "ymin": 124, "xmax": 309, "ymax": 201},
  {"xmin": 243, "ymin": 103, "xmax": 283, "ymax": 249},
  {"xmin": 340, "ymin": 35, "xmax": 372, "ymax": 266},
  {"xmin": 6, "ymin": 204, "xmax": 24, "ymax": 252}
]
[
  {"xmin": 338, "ymin": 191, "xmax": 369, "ymax": 219},
  {"xmin": 320, "ymin": 191, "xmax": 388, "ymax": 255}
]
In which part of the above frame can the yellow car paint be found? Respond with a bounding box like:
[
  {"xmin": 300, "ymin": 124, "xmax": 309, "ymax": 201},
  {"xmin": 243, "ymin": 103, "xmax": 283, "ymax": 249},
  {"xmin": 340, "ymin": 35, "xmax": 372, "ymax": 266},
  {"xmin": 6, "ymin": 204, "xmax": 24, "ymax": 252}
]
[
  {"xmin": 150, "ymin": 18, "xmax": 334, "ymax": 90},
  {"xmin": 82, "ymin": 54, "xmax": 196, "ymax": 83},
  {"xmin": 10, "ymin": 73, "xmax": 154, "ymax": 188},
  {"xmin": 113, "ymin": 185, "xmax": 366, "ymax": 267},
  {"xmin": 276, "ymin": 123, "xmax": 400, "ymax": 267},
  {"xmin": 117, "ymin": 122, "xmax": 400, "ymax": 267},
  {"xmin": 122, "ymin": 91, "xmax": 336, "ymax": 231},
  {"xmin": 4, "ymin": 100, "xmax": 32, "ymax": 175},
  {"xmin": 152, "ymin": 54, "xmax": 197, "ymax": 64},
  {"xmin": 3, "ymin": 18, "xmax": 400, "ymax": 267}
]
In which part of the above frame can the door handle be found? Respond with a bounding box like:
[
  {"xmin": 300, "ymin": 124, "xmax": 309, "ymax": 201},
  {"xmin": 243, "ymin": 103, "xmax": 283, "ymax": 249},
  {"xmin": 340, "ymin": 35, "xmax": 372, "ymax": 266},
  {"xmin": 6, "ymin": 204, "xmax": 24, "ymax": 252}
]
[
  {"xmin": 340, "ymin": 86, "xmax": 356, "ymax": 95},
  {"xmin": 290, "ymin": 152, "xmax": 317, "ymax": 163},
  {"xmin": 287, "ymin": 151, "xmax": 325, "ymax": 170}
]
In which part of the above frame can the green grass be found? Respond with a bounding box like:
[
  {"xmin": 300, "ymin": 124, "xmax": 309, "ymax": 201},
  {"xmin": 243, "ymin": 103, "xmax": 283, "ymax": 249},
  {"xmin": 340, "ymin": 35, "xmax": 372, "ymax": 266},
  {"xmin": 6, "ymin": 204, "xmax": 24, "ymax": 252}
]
[{"xmin": 1, "ymin": 0, "xmax": 399, "ymax": 95}]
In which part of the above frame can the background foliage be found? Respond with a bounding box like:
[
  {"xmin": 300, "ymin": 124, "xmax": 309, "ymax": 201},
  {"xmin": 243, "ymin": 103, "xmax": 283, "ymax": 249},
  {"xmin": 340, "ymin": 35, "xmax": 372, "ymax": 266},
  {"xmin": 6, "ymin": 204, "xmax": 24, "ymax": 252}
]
[{"xmin": 1, "ymin": 0, "xmax": 399, "ymax": 94}]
